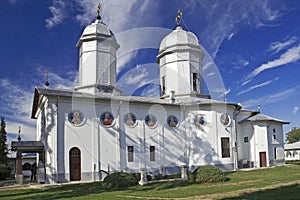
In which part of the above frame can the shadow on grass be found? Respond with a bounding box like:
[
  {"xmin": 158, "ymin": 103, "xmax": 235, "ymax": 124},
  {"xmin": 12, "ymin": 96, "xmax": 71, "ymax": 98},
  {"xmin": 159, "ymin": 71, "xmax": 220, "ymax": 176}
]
[
  {"xmin": 222, "ymin": 184, "xmax": 300, "ymax": 200},
  {"xmin": 0, "ymin": 182, "xmax": 115, "ymax": 200}
]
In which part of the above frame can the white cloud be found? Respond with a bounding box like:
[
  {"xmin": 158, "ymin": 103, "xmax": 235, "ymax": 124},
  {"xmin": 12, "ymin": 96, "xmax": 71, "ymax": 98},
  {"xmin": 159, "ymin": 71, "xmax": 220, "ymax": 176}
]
[
  {"xmin": 242, "ymin": 86, "xmax": 299, "ymax": 108},
  {"xmin": 139, "ymin": 84, "xmax": 160, "ymax": 98},
  {"xmin": 6, "ymin": 121, "xmax": 36, "ymax": 144},
  {"xmin": 8, "ymin": 0, "xmax": 17, "ymax": 5},
  {"xmin": 293, "ymin": 106, "xmax": 299, "ymax": 115},
  {"xmin": 0, "ymin": 78, "xmax": 35, "ymax": 126},
  {"xmin": 241, "ymin": 79, "xmax": 252, "ymax": 86},
  {"xmin": 75, "ymin": 0, "xmax": 150, "ymax": 33},
  {"xmin": 117, "ymin": 63, "xmax": 159, "ymax": 96},
  {"xmin": 268, "ymin": 36, "xmax": 298, "ymax": 53},
  {"xmin": 238, "ymin": 77, "xmax": 278, "ymax": 95},
  {"xmin": 122, "ymin": 65, "xmax": 148, "ymax": 85},
  {"xmin": 199, "ymin": 0, "xmax": 286, "ymax": 57},
  {"xmin": 247, "ymin": 44, "xmax": 300, "ymax": 79},
  {"xmin": 0, "ymin": 68, "xmax": 76, "ymax": 143},
  {"xmin": 45, "ymin": 0, "xmax": 66, "ymax": 29},
  {"xmin": 35, "ymin": 67, "xmax": 77, "ymax": 89}
]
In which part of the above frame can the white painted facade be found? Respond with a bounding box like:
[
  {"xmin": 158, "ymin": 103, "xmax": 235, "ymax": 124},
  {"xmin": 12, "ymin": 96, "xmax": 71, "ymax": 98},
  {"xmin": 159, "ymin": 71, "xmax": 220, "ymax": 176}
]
[
  {"xmin": 285, "ymin": 141, "xmax": 300, "ymax": 161},
  {"xmin": 30, "ymin": 16, "xmax": 288, "ymax": 184}
]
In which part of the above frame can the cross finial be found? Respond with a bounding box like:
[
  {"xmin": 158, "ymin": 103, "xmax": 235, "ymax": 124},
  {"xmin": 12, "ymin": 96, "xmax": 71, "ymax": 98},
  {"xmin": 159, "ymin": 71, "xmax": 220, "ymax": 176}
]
[
  {"xmin": 176, "ymin": 10, "xmax": 183, "ymax": 26},
  {"xmin": 45, "ymin": 71, "xmax": 49, "ymax": 87},
  {"xmin": 96, "ymin": 3, "xmax": 102, "ymax": 20},
  {"xmin": 17, "ymin": 126, "xmax": 21, "ymax": 141}
]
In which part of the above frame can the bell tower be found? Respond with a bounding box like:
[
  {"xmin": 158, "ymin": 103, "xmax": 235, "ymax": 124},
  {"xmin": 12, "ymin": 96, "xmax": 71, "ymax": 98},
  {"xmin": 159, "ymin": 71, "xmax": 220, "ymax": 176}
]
[{"xmin": 75, "ymin": 4, "xmax": 121, "ymax": 95}]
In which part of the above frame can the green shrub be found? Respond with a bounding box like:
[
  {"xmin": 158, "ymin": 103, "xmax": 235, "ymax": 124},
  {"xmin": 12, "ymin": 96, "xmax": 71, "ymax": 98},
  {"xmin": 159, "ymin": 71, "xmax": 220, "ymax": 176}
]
[
  {"xmin": 0, "ymin": 165, "xmax": 11, "ymax": 180},
  {"xmin": 104, "ymin": 172, "xmax": 138, "ymax": 188},
  {"xmin": 285, "ymin": 160, "xmax": 300, "ymax": 165},
  {"xmin": 192, "ymin": 165, "xmax": 229, "ymax": 183}
]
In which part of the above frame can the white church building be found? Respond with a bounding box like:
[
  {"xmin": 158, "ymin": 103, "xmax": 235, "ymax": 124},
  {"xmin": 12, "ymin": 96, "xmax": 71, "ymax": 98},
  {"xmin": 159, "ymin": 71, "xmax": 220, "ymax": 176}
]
[{"xmin": 12, "ymin": 9, "xmax": 289, "ymax": 184}]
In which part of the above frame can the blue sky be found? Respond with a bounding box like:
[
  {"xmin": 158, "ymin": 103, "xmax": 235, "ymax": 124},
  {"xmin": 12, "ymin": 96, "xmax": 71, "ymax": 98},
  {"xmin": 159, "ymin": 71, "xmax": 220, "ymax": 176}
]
[{"xmin": 1, "ymin": 0, "xmax": 300, "ymax": 145}]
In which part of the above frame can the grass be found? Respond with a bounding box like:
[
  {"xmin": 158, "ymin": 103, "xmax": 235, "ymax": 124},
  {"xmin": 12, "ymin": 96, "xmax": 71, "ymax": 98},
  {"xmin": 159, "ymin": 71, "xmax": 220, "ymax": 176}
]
[{"xmin": 1, "ymin": 165, "xmax": 300, "ymax": 200}]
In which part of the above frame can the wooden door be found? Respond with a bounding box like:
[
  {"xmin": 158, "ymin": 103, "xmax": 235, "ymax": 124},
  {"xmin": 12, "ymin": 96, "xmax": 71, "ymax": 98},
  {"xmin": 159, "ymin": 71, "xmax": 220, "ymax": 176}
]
[
  {"xmin": 259, "ymin": 152, "xmax": 267, "ymax": 167},
  {"xmin": 70, "ymin": 147, "xmax": 81, "ymax": 181}
]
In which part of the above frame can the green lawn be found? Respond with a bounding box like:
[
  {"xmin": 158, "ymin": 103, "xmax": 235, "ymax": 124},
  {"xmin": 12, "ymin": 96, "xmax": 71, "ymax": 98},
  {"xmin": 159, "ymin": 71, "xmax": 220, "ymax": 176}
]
[{"xmin": 1, "ymin": 165, "xmax": 300, "ymax": 200}]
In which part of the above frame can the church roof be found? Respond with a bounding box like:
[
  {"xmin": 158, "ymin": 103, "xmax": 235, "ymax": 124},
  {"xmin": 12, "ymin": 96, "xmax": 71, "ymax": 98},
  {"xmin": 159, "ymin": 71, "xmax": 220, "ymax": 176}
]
[
  {"xmin": 11, "ymin": 141, "xmax": 44, "ymax": 152},
  {"xmin": 76, "ymin": 19, "xmax": 119, "ymax": 48},
  {"xmin": 239, "ymin": 113, "xmax": 289, "ymax": 124},
  {"xmin": 284, "ymin": 141, "xmax": 300, "ymax": 150},
  {"xmin": 159, "ymin": 26, "xmax": 200, "ymax": 52},
  {"xmin": 31, "ymin": 87, "xmax": 239, "ymax": 119}
]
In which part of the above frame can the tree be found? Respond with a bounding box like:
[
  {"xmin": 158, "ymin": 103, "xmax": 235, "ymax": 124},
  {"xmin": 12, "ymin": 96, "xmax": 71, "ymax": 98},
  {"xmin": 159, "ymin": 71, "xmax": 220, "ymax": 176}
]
[
  {"xmin": 0, "ymin": 117, "xmax": 8, "ymax": 165},
  {"xmin": 0, "ymin": 116, "xmax": 10, "ymax": 180},
  {"xmin": 286, "ymin": 127, "xmax": 300, "ymax": 143}
]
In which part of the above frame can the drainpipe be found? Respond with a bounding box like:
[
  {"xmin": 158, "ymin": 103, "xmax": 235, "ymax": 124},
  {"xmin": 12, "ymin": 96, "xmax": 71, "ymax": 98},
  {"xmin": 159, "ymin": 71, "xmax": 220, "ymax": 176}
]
[{"xmin": 233, "ymin": 104, "xmax": 242, "ymax": 170}]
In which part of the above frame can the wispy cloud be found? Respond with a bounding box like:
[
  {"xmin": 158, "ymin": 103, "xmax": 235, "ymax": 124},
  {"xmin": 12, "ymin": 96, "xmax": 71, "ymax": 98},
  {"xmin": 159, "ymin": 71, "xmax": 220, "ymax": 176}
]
[
  {"xmin": 75, "ymin": 0, "xmax": 150, "ymax": 33},
  {"xmin": 6, "ymin": 121, "xmax": 36, "ymax": 147},
  {"xmin": 117, "ymin": 63, "xmax": 159, "ymax": 96},
  {"xmin": 242, "ymin": 86, "xmax": 299, "ymax": 108},
  {"xmin": 8, "ymin": 0, "xmax": 17, "ymax": 5},
  {"xmin": 241, "ymin": 79, "xmax": 252, "ymax": 86},
  {"xmin": 268, "ymin": 36, "xmax": 298, "ymax": 54},
  {"xmin": 45, "ymin": 0, "xmax": 67, "ymax": 29},
  {"xmin": 199, "ymin": 0, "xmax": 286, "ymax": 57},
  {"xmin": 35, "ymin": 67, "xmax": 77, "ymax": 89},
  {"xmin": 0, "ymin": 78, "xmax": 35, "ymax": 126},
  {"xmin": 0, "ymin": 68, "xmax": 76, "ymax": 141},
  {"xmin": 293, "ymin": 106, "xmax": 299, "ymax": 115},
  {"xmin": 238, "ymin": 77, "xmax": 279, "ymax": 95},
  {"xmin": 247, "ymin": 44, "xmax": 300, "ymax": 79}
]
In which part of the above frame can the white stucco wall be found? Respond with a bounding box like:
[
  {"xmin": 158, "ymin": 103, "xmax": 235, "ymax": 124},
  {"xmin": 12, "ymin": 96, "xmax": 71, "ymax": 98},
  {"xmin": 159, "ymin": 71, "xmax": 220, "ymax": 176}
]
[{"xmin": 37, "ymin": 95, "xmax": 239, "ymax": 183}]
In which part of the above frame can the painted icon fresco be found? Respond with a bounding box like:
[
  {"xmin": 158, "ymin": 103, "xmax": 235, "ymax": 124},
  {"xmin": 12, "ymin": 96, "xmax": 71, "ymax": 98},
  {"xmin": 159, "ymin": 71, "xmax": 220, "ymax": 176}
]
[
  {"xmin": 220, "ymin": 113, "xmax": 231, "ymax": 126},
  {"xmin": 195, "ymin": 114, "xmax": 205, "ymax": 126},
  {"xmin": 145, "ymin": 114, "xmax": 157, "ymax": 128},
  {"xmin": 167, "ymin": 115, "xmax": 179, "ymax": 127},
  {"xmin": 68, "ymin": 111, "xmax": 84, "ymax": 125},
  {"xmin": 100, "ymin": 112, "xmax": 114, "ymax": 126},
  {"xmin": 124, "ymin": 113, "xmax": 137, "ymax": 127}
]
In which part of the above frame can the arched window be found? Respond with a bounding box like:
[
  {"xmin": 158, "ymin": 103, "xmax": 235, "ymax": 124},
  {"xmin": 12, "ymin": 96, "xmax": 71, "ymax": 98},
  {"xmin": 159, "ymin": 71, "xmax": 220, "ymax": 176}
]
[{"xmin": 22, "ymin": 162, "xmax": 31, "ymax": 170}]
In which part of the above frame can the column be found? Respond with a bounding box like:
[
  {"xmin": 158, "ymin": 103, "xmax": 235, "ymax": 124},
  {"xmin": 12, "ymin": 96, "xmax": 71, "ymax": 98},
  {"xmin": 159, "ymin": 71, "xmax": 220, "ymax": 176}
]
[
  {"xmin": 139, "ymin": 168, "xmax": 148, "ymax": 185},
  {"xmin": 181, "ymin": 165, "xmax": 188, "ymax": 180},
  {"xmin": 15, "ymin": 151, "xmax": 23, "ymax": 184}
]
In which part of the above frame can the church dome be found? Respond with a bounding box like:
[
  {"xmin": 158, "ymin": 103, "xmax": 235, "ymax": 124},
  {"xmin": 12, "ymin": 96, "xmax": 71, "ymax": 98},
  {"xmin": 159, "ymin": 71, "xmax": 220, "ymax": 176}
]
[
  {"xmin": 159, "ymin": 26, "xmax": 200, "ymax": 52},
  {"xmin": 76, "ymin": 19, "xmax": 119, "ymax": 48}
]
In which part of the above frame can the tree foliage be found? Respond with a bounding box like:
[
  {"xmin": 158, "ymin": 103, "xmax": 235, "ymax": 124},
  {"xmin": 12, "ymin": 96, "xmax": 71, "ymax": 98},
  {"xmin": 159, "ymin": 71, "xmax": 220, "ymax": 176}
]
[
  {"xmin": 286, "ymin": 127, "xmax": 300, "ymax": 143},
  {"xmin": 0, "ymin": 117, "xmax": 8, "ymax": 165},
  {"xmin": 0, "ymin": 116, "xmax": 11, "ymax": 180}
]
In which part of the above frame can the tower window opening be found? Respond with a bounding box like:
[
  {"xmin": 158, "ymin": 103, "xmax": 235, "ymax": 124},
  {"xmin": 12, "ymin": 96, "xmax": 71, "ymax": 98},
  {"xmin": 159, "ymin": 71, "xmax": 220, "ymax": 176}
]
[
  {"xmin": 162, "ymin": 76, "xmax": 166, "ymax": 95},
  {"xmin": 192, "ymin": 73, "xmax": 198, "ymax": 92}
]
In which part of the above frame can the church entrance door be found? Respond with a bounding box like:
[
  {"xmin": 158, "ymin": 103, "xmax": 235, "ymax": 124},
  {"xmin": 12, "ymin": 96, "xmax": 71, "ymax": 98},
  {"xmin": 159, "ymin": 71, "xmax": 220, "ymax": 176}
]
[
  {"xmin": 259, "ymin": 152, "xmax": 267, "ymax": 167},
  {"xmin": 70, "ymin": 147, "xmax": 81, "ymax": 181}
]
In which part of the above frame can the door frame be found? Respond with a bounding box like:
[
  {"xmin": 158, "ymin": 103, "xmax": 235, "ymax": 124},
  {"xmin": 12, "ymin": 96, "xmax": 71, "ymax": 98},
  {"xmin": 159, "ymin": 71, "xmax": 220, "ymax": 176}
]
[
  {"xmin": 69, "ymin": 147, "xmax": 81, "ymax": 181},
  {"xmin": 259, "ymin": 151, "xmax": 267, "ymax": 167}
]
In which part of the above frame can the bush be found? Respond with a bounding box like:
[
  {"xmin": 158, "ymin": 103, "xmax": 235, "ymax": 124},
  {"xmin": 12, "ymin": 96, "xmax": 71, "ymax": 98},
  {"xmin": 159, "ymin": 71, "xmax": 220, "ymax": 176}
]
[
  {"xmin": 286, "ymin": 160, "xmax": 300, "ymax": 165},
  {"xmin": 192, "ymin": 165, "xmax": 229, "ymax": 183},
  {"xmin": 104, "ymin": 172, "xmax": 138, "ymax": 188},
  {"xmin": 0, "ymin": 165, "xmax": 11, "ymax": 180}
]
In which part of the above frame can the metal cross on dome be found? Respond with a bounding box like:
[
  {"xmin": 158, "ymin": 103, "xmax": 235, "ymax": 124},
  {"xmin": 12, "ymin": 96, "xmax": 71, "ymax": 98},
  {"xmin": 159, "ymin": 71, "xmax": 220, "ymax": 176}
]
[
  {"xmin": 176, "ymin": 10, "xmax": 183, "ymax": 26},
  {"xmin": 96, "ymin": 3, "xmax": 102, "ymax": 20}
]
